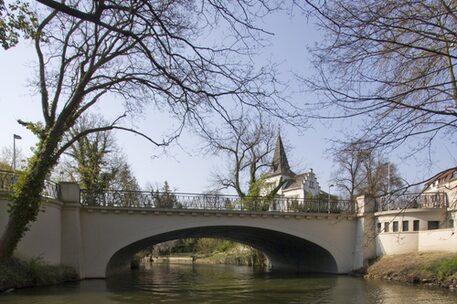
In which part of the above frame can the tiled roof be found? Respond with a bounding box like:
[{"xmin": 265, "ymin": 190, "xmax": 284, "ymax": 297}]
[
  {"xmin": 424, "ymin": 166, "xmax": 457, "ymax": 189},
  {"xmin": 265, "ymin": 134, "xmax": 295, "ymax": 177},
  {"xmin": 283, "ymin": 173, "xmax": 307, "ymax": 190}
]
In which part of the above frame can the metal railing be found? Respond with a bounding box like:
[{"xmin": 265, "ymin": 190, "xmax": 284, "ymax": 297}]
[
  {"xmin": 0, "ymin": 169, "xmax": 60, "ymax": 200},
  {"xmin": 80, "ymin": 189, "xmax": 355, "ymax": 214},
  {"xmin": 0, "ymin": 170, "xmax": 15, "ymax": 191},
  {"xmin": 376, "ymin": 192, "xmax": 448, "ymax": 212}
]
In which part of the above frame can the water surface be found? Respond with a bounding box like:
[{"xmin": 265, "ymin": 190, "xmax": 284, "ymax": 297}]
[{"xmin": 1, "ymin": 263, "xmax": 456, "ymax": 303}]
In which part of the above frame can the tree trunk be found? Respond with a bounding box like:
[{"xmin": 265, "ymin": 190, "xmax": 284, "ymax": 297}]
[
  {"xmin": 0, "ymin": 174, "xmax": 45, "ymax": 260},
  {"xmin": 0, "ymin": 135, "xmax": 60, "ymax": 261}
]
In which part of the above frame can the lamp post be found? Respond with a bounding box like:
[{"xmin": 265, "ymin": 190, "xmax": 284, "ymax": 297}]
[
  {"xmin": 383, "ymin": 162, "xmax": 391, "ymax": 195},
  {"xmin": 13, "ymin": 134, "xmax": 22, "ymax": 171},
  {"xmin": 328, "ymin": 184, "xmax": 334, "ymax": 213}
]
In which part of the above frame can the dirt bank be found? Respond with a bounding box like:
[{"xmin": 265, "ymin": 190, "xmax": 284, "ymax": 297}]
[{"xmin": 364, "ymin": 252, "xmax": 457, "ymax": 290}]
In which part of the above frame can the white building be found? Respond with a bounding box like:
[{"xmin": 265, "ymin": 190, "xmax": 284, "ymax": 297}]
[
  {"xmin": 422, "ymin": 167, "xmax": 457, "ymax": 210},
  {"xmin": 261, "ymin": 134, "xmax": 321, "ymax": 199}
]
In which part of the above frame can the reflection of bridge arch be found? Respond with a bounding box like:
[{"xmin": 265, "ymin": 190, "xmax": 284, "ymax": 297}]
[{"xmin": 106, "ymin": 226, "xmax": 338, "ymax": 276}]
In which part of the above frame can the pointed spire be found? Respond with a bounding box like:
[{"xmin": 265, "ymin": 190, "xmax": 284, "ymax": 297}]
[{"xmin": 268, "ymin": 133, "xmax": 294, "ymax": 176}]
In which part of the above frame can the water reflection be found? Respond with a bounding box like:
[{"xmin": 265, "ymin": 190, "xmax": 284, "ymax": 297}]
[{"xmin": 1, "ymin": 263, "xmax": 456, "ymax": 304}]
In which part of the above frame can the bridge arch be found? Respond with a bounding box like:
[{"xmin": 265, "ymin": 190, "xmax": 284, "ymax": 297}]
[{"xmin": 106, "ymin": 226, "xmax": 338, "ymax": 276}]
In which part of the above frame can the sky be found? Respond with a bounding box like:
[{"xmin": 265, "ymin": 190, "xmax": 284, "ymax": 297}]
[{"xmin": 0, "ymin": 6, "xmax": 455, "ymax": 195}]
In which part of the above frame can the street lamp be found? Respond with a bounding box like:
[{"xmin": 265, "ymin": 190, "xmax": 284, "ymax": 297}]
[
  {"xmin": 328, "ymin": 184, "xmax": 334, "ymax": 213},
  {"xmin": 13, "ymin": 134, "xmax": 22, "ymax": 171}
]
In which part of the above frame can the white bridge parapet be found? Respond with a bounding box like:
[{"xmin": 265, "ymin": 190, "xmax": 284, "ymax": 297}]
[{"xmin": 0, "ymin": 182, "xmax": 381, "ymax": 279}]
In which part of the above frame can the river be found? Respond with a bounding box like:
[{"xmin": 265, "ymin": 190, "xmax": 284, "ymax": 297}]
[{"xmin": 1, "ymin": 263, "xmax": 457, "ymax": 303}]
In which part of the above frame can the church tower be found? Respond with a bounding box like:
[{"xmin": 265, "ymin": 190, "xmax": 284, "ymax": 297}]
[
  {"xmin": 262, "ymin": 133, "xmax": 321, "ymax": 199},
  {"xmin": 267, "ymin": 134, "xmax": 295, "ymax": 177}
]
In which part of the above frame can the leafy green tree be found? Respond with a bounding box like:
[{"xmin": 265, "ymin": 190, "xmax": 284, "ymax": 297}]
[
  {"xmin": 0, "ymin": 0, "xmax": 37, "ymax": 49},
  {"xmin": 59, "ymin": 114, "xmax": 140, "ymax": 206},
  {"xmin": 152, "ymin": 181, "xmax": 179, "ymax": 209},
  {"xmin": 65, "ymin": 115, "xmax": 140, "ymax": 193}
]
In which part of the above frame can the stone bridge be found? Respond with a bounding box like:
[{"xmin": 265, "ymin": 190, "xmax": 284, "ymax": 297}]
[{"xmin": 0, "ymin": 181, "xmax": 376, "ymax": 279}]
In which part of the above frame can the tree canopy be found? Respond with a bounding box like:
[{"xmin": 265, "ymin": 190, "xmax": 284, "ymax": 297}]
[
  {"xmin": 0, "ymin": 0, "xmax": 304, "ymax": 260},
  {"xmin": 307, "ymin": 0, "xmax": 457, "ymax": 157}
]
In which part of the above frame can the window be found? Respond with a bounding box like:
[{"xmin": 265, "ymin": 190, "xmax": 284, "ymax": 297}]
[
  {"xmin": 428, "ymin": 221, "xmax": 440, "ymax": 230},
  {"xmin": 377, "ymin": 222, "xmax": 382, "ymax": 233},
  {"xmin": 402, "ymin": 221, "xmax": 409, "ymax": 232},
  {"xmin": 449, "ymin": 219, "xmax": 454, "ymax": 229},
  {"xmin": 384, "ymin": 222, "xmax": 390, "ymax": 233},
  {"xmin": 413, "ymin": 220, "xmax": 420, "ymax": 231},
  {"xmin": 393, "ymin": 221, "xmax": 399, "ymax": 232}
]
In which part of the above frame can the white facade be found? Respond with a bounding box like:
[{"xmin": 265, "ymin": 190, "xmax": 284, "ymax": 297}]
[
  {"xmin": 423, "ymin": 167, "xmax": 457, "ymax": 210},
  {"xmin": 374, "ymin": 208, "xmax": 457, "ymax": 256},
  {"xmin": 372, "ymin": 167, "xmax": 457, "ymax": 257}
]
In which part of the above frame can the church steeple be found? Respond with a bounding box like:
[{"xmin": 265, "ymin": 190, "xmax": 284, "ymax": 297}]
[{"xmin": 267, "ymin": 134, "xmax": 294, "ymax": 177}]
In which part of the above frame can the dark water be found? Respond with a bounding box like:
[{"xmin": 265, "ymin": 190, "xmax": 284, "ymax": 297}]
[{"xmin": 1, "ymin": 263, "xmax": 457, "ymax": 303}]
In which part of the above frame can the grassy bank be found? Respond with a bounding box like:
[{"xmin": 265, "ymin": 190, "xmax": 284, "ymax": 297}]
[
  {"xmin": 0, "ymin": 258, "xmax": 78, "ymax": 292},
  {"xmin": 193, "ymin": 248, "xmax": 267, "ymax": 267},
  {"xmin": 365, "ymin": 252, "xmax": 457, "ymax": 289},
  {"xmin": 148, "ymin": 246, "xmax": 267, "ymax": 268}
]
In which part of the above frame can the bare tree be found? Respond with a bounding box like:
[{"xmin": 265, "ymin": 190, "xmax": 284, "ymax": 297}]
[
  {"xmin": 332, "ymin": 142, "xmax": 403, "ymax": 200},
  {"xmin": 332, "ymin": 141, "xmax": 366, "ymax": 202},
  {"xmin": 306, "ymin": 0, "xmax": 457, "ymax": 158},
  {"xmin": 0, "ymin": 146, "xmax": 26, "ymax": 171},
  {"xmin": 205, "ymin": 116, "xmax": 282, "ymax": 198},
  {"xmin": 0, "ymin": 1, "xmax": 303, "ymax": 260}
]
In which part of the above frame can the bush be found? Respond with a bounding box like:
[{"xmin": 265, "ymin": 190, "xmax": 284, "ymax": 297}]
[{"xmin": 0, "ymin": 258, "xmax": 77, "ymax": 291}]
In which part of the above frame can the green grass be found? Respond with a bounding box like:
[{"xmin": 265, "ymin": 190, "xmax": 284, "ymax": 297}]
[
  {"xmin": 0, "ymin": 258, "xmax": 77, "ymax": 291},
  {"xmin": 421, "ymin": 256, "xmax": 457, "ymax": 281},
  {"xmin": 366, "ymin": 252, "xmax": 457, "ymax": 287}
]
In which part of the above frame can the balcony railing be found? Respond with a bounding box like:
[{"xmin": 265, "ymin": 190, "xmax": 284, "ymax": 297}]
[
  {"xmin": 0, "ymin": 170, "xmax": 60, "ymax": 200},
  {"xmin": 376, "ymin": 192, "xmax": 448, "ymax": 212},
  {"xmin": 80, "ymin": 189, "xmax": 355, "ymax": 214}
]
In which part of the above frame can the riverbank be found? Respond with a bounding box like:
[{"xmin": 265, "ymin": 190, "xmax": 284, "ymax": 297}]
[
  {"xmin": 147, "ymin": 246, "xmax": 267, "ymax": 267},
  {"xmin": 0, "ymin": 258, "xmax": 77, "ymax": 292},
  {"xmin": 364, "ymin": 252, "xmax": 457, "ymax": 289}
]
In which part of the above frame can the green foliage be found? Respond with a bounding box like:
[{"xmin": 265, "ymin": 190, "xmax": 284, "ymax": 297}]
[
  {"xmin": 130, "ymin": 256, "xmax": 141, "ymax": 270},
  {"xmin": 419, "ymin": 257, "xmax": 457, "ymax": 281},
  {"xmin": 247, "ymin": 175, "xmax": 266, "ymax": 197},
  {"xmin": 241, "ymin": 196, "xmax": 270, "ymax": 212},
  {"xmin": 153, "ymin": 181, "xmax": 180, "ymax": 208},
  {"xmin": 170, "ymin": 239, "xmax": 198, "ymax": 254},
  {"xmin": 8, "ymin": 154, "xmax": 47, "ymax": 247},
  {"xmin": 241, "ymin": 175, "xmax": 272, "ymax": 211},
  {"xmin": 0, "ymin": 257, "xmax": 77, "ymax": 291},
  {"xmin": 0, "ymin": 161, "xmax": 12, "ymax": 171},
  {"xmin": 196, "ymin": 239, "xmax": 236, "ymax": 255},
  {"xmin": 0, "ymin": 0, "xmax": 38, "ymax": 49}
]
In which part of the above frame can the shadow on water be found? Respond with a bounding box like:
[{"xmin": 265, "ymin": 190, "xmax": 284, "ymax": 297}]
[{"xmin": 2, "ymin": 263, "xmax": 457, "ymax": 304}]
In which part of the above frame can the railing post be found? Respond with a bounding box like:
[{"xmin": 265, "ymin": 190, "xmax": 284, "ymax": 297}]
[{"xmin": 60, "ymin": 182, "xmax": 80, "ymax": 204}]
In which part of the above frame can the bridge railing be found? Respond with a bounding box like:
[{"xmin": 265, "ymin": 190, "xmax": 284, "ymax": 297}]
[
  {"xmin": 375, "ymin": 192, "xmax": 448, "ymax": 212},
  {"xmin": 79, "ymin": 189, "xmax": 355, "ymax": 214},
  {"xmin": 0, "ymin": 169, "xmax": 60, "ymax": 200}
]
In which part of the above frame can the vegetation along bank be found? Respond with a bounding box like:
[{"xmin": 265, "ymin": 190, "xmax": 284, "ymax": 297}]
[
  {"xmin": 0, "ymin": 258, "xmax": 77, "ymax": 292},
  {"xmin": 364, "ymin": 252, "xmax": 457, "ymax": 290}
]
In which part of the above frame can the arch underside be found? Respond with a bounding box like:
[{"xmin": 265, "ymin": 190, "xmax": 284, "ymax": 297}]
[{"xmin": 106, "ymin": 226, "xmax": 338, "ymax": 276}]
